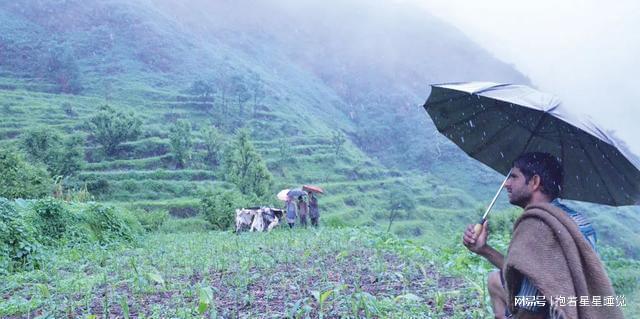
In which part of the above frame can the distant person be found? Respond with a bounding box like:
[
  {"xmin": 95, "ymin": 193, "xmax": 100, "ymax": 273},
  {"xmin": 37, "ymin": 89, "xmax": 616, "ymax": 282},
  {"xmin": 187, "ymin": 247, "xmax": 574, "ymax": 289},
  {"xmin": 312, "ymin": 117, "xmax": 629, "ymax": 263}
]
[
  {"xmin": 285, "ymin": 197, "xmax": 297, "ymax": 228},
  {"xmin": 309, "ymin": 192, "xmax": 319, "ymax": 227},
  {"xmin": 462, "ymin": 152, "xmax": 621, "ymax": 319},
  {"xmin": 297, "ymin": 195, "xmax": 308, "ymax": 227}
]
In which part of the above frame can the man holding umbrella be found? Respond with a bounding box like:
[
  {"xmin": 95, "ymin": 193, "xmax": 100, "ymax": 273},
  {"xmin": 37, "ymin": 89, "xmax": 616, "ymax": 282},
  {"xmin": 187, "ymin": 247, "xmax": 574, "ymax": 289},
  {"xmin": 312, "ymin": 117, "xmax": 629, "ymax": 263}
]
[
  {"xmin": 463, "ymin": 152, "xmax": 613, "ymax": 318},
  {"xmin": 423, "ymin": 82, "xmax": 634, "ymax": 319}
]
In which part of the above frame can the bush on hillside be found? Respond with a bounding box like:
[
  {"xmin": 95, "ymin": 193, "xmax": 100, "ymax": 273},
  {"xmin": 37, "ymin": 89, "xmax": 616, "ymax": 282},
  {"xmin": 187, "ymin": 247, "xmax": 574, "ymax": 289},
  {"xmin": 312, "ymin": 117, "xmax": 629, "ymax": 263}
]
[
  {"xmin": 169, "ymin": 120, "xmax": 193, "ymax": 169},
  {"xmin": 200, "ymin": 189, "xmax": 248, "ymax": 231},
  {"xmin": 31, "ymin": 198, "xmax": 72, "ymax": 244},
  {"xmin": 223, "ymin": 129, "xmax": 274, "ymax": 198},
  {"xmin": 21, "ymin": 128, "xmax": 85, "ymax": 177},
  {"xmin": 0, "ymin": 148, "xmax": 51, "ymax": 199},
  {"xmin": 86, "ymin": 105, "xmax": 142, "ymax": 156},
  {"xmin": 81, "ymin": 203, "xmax": 136, "ymax": 242},
  {"xmin": 134, "ymin": 210, "xmax": 169, "ymax": 232},
  {"xmin": 0, "ymin": 198, "xmax": 41, "ymax": 274}
]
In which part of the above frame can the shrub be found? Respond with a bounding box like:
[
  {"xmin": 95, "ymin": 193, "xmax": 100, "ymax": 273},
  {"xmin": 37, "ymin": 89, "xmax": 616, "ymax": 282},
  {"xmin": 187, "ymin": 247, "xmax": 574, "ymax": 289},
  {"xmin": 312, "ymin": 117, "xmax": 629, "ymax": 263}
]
[
  {"xmin": 81, "ymin": 204, "xmax": 135, "ymax": 242},
  {"xmin": 0, "ymin": 148, "xmax": 51, "ymax": 199},
  {"xmin": 31, "ymin": 197, "xmax": 71, "ymax": 243},
  {"xmin": 0, "ymin": 198, "xmax": 41, "ymax": 274},
  {"xmin": 200, "ymin": 189, "xmax": 247, "ymax": 230},
  {"xmin": 134, "ymin": 210, "xmax": 169, "ymax": 232}
]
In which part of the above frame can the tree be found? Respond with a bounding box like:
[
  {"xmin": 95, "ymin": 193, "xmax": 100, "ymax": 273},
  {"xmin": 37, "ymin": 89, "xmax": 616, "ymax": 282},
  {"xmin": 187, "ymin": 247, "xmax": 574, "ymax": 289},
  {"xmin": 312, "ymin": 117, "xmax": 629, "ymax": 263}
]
[
  {"xmin": 46, "ymin": 45, "xmax": 82, "ymax": 94},
  {"xmin": 385, "ymin": 189, "xmax": 416, "ymax": 233},
  {"xmin": 200, "ymin": 189, "xmax": 247, "ymax": 230},
  {"xmin": 189, "ymin": 79, "xmax": 215, "ymax": 102},
  {"xmin": 169, "ymin": 120, "xmax": 193, "ymax": 169},
  {"xmin": 223, "ymin": 129, "xmax": 274, "ymax": 198},
  {"xmin": 21, "ymin": 128, "xmax": 84, "ymax": 177},
  {"xmin": 247, "ymin": 72, "xmax": 266, "ymax": 117},
  {"xmin": 86, "ymin": 105, "xmax": 142, "ymax": 156},
  {"xmin": 331, "ymin": 131, "xmax": 347, "ymax": 157},
  {"xmin": 0, "ymin": 148, "xmax": 50, "ymax": 199},
  {"xmin": 202, "ymin": 126, "xmax": 225, "ymax": 168}
]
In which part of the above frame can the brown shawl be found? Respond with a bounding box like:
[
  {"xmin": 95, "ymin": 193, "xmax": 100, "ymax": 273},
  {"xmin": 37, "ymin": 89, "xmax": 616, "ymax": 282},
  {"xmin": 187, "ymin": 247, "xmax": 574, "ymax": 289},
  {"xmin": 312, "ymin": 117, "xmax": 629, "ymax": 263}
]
[{"xmin": 503, "ymin": 202, "xmax": 624, "ymax": 319}]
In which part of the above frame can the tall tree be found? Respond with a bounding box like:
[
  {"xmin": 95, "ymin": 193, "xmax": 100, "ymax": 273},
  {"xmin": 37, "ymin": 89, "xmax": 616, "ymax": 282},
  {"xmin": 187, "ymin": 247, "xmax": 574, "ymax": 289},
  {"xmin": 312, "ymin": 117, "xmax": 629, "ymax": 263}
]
[
  {"xmin": 169, "ymin": 120, "xmax": 193, "ymax": 169},
  {"xmin": 86, "ymin": 105, "xmax": 142, "ymax": 156},
  {"xmin": 202, "ymin": 126, "xmax": 225, "ymax": 168},
  {"xmin": 385, "ymin": 189, "xmax": 416, "ymax": 233},
  {"xmin": 223, "ymin": 129, "xmax": 273, "ymax": 198},
  {"xmin": 331, "ymin": 131, "xmax": 347, "ymax": 157},
  {"xmin": 46, "ymin": 45, "xmax": 82, "ymax": 94}
]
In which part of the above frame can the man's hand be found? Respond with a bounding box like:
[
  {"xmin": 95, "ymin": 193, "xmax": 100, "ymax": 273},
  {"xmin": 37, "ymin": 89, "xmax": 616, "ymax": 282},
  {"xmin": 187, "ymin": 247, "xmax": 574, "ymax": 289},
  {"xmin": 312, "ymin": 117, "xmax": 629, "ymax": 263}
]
[{"xmin": 463, "ymin": 220, "xmax": 489, "ymax": 254}]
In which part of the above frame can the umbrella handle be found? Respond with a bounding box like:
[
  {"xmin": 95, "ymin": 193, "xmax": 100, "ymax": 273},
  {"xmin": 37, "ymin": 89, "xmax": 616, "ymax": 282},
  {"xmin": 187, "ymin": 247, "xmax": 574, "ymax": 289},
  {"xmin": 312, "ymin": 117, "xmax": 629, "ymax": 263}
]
[{"xmin": 473, "ymin": 217, "xmax": 486, "ymax": 235}]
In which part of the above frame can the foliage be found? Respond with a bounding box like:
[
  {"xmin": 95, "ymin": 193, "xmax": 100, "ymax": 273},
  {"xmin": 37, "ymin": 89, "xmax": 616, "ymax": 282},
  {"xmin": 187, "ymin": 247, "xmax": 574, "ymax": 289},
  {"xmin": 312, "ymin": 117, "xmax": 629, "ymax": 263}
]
[
  {"xmin": 0, "ymin": 198, "xmax": 41, "ymax": 274},
  {"xmin": 86, "ymin": 105, "xmax": 142, "ymax": 156},
  {"xmin": 81, "ymin": 203, "xmax": 136, "ymax": 243},
  {"xmin": 45, "ymin": 45, "xmax": 82, "ymax": 94},
  {"xmin": 31, "ymin": 197, "xmax": 72, "ymax": 243},
  {"xmin": 201, "ymin": 125, "xmax": 225, "ymax": 168},
  {"xmin": 199, "ymin": 189, "xmax": 247, "ymax": 231},
  {"xmin": 331, "ymin": 130, "xmax": 346, "ymax": 157},
  {"xmin": 223, "ymin": 129, "xmax": 274, "ymax": 198},
  {"xmin": 188, "ymin": 79, "xmax": 215, "ymax": 101},
  {"xmin": 159, "ymin": 216, "xmax": 212, "ymax": 233},
  {"xmin": 134, "ymin": 210, "xmax": 169, "ymax": 232},
  {"xmin": 21, "ymin": 127, "xmax": 84, "ymax": 177},
  {"xmin": 168, "ymin": 120, "xmax": 193, "ymax": 169},
  {"xmin": 0, "ymin": 148, "xmax": 51, "ymax": 199},
  {"xmin": 385, "ymin": 188, "xmax": 417, "ymax": 232}
]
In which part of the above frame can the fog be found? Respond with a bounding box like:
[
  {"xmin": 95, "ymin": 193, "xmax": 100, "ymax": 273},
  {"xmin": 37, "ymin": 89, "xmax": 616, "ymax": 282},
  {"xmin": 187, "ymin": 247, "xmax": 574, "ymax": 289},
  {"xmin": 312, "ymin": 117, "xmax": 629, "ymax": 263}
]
[
  {"xmin": 150, "ymin": 0, "xmax": 640, "ymax": 160},
  {"xmin": 415, "ymin": 0, "xmax": 640, "ymax": 156}
]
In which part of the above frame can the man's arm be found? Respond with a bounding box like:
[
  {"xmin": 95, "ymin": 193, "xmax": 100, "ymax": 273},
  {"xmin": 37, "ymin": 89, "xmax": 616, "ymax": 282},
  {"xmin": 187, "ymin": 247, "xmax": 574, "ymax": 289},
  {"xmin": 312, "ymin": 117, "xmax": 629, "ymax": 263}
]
[{"xmin": 462, "ymin": 221, "xmax": 505, "ymax": 269}]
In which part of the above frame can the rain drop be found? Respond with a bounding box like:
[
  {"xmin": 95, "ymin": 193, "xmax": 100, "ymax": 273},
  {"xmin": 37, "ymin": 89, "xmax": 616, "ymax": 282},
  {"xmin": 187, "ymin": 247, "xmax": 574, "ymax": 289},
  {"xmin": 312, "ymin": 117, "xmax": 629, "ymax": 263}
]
[
  {"xmin": 468, "ymin": 120, "xmax": 475, "ymax": 128},
  {"xmin": 500, "ymin": 152, "xmax": 504, "ymax": 158},
  {"xmin": 460, "ymin": 136, "xmax": 465, "ymax": 143}
]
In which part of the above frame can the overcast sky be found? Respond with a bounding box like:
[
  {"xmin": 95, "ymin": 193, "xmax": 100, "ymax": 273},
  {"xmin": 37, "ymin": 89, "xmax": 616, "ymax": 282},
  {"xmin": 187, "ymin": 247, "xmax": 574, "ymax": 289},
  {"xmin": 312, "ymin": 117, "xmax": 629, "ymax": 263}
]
[{"xmin": 409, "ymin": 0, "xmax": 640, "ymax": 156}]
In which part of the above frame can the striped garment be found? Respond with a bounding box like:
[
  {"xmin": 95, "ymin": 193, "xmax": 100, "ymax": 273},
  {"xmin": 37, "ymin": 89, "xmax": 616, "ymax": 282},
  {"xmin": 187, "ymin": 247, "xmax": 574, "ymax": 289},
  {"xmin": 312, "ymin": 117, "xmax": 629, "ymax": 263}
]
[{"xmin": 511, "ymin": 199, "xmax": 597, "ymax": 318}]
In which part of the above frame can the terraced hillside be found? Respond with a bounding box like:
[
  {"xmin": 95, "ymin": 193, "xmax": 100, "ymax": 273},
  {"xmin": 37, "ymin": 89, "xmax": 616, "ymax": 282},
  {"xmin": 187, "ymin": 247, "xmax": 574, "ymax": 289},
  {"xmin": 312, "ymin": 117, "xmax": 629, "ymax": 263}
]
[{"xmin": 1, "ymin": 0, "xmax": 639, "ymax": 254}]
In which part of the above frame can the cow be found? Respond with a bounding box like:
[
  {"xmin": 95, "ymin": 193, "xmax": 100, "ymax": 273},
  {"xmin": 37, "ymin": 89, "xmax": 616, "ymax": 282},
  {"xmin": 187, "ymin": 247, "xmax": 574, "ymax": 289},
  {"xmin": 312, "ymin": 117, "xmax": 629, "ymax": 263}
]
[
  {"xmin": 236, "ymin": 207, "xmax": 285, "ymax": 233},
  {"xmin": 235, "ymin": 208, "xmax": 256, "ymax": 233}
]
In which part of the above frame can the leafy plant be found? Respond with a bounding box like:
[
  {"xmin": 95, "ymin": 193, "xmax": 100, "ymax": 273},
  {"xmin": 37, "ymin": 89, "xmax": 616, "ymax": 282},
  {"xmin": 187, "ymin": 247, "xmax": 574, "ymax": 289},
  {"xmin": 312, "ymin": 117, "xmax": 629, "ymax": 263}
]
[
  {"xmin": 169, "ymin": 119, "xmax": 193, "ymax": 169},
  {"xmin": 200, "ymin": 189, "xmax": 247, "ymax": 230},
  {"xmin": 0, "ymin": 148, "xmax": 50, "ymax": 199},
  {"xmin": 0, "ymin": 198, "xmax": 41, "ymax": 273},
  {"xmin": 86, "ymin": 105, "xmax": 142, "ymax": 156}
]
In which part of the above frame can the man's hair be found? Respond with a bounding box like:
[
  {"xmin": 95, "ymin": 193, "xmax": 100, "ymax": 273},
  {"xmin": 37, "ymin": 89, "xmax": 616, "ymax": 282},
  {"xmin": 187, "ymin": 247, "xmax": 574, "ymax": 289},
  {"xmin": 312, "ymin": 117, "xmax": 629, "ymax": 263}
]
[{"xmin": 512, "ymin": 152, "xmax": 563, "ymax": 199}]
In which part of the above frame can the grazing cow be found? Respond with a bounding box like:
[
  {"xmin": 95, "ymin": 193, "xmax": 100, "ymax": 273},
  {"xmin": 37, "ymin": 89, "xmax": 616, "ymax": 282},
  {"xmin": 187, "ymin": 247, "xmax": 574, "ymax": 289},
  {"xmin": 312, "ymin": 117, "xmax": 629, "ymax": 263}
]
[
  {"xmin": 235, "ymin": 208, "xmax": 256, "ymax": 233},
  {"xmin": 250, "ymin": 208, "xmax": 266, "ymax": 232},
  {"xmin": 236, "ymin": 207, "xmax": 284, "ymax": 233}
]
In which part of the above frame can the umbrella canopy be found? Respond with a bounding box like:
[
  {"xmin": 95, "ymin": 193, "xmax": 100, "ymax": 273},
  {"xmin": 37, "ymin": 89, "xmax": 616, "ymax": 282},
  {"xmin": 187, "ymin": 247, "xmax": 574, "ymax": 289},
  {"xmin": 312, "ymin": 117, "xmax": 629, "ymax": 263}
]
[
  {"xmin": 277, "ymin": 189, "xmax": 290, "ymax": 201},
  {"xmin": 303, "ymin": 185, "xmax": 325, "ymax": 194},
  {"xmin": 287, "ymin": 189, "xmax": 306, "ymax": 198},
  {"xmin": 424, "ymin": 82, "xmax": 640, "ymax": 206}
]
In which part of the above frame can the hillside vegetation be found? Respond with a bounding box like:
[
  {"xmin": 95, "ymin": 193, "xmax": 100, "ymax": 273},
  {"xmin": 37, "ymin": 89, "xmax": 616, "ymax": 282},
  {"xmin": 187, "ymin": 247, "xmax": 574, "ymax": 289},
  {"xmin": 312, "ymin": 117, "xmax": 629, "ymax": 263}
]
[{"xmin": 1, "ymin": 1, "xmax": 639, "ymax": 317}]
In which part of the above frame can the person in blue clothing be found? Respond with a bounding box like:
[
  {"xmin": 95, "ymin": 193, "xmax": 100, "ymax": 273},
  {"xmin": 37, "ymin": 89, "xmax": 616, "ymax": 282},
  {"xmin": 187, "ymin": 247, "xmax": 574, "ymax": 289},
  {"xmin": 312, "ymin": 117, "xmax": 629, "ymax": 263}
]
[
  {"xmin": 285, "ymin": 196, "xmax": 297, "ymax": 228},
  {"xmin": 462, "ymin": 152, "xmax": 619, "ymax": 319}
]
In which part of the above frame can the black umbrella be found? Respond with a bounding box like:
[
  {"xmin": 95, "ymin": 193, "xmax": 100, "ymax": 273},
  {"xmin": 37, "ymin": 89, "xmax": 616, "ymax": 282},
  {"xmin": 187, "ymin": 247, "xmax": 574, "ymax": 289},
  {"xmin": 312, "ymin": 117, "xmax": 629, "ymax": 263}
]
[
  {"xmin": 424, "ymin": 82, "xmax": 640, "ymax": 221},
  {"xmin": 287, "ymin": 189, "xmax": 306, "ymax": 198}
]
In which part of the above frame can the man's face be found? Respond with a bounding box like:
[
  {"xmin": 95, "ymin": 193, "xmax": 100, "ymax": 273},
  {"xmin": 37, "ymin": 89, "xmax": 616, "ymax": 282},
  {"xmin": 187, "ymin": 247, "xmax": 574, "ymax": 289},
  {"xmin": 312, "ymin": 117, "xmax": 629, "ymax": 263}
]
[{"xmin": 504, "ymin": 167, "xmax": 533, "ymax": 208}]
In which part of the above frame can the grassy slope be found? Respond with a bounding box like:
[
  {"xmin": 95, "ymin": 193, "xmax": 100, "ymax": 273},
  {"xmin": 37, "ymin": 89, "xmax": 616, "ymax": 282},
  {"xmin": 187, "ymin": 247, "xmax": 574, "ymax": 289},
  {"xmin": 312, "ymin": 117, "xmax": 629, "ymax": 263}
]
[{"xmin": 0, "ymin": 0, "xmax": 639, "ymax": 256}]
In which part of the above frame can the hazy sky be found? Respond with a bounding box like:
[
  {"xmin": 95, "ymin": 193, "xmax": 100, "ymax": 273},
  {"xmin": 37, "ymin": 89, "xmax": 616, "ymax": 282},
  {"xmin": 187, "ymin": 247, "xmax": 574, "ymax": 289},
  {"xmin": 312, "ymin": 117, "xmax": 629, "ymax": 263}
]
[{"xmin": 409, "ymin": 0, "xmax": 640, "ymax": 156}]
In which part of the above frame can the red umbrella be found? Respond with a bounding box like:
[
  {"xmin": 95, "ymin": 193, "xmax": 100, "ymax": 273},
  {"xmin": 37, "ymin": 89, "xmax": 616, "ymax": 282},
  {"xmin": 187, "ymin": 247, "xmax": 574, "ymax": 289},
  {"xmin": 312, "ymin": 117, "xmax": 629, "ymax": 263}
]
[{"xmin": 303, "ymin": 185, "xmax": 324, "ymax": 194}]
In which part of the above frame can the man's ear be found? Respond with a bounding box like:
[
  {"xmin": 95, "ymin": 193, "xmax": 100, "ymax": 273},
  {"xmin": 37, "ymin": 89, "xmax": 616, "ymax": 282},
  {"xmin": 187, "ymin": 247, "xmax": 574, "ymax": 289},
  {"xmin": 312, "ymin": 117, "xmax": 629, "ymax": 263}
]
[{"xmin": 530, "ymin": 174, "xmax": 542, "ymax": 191}]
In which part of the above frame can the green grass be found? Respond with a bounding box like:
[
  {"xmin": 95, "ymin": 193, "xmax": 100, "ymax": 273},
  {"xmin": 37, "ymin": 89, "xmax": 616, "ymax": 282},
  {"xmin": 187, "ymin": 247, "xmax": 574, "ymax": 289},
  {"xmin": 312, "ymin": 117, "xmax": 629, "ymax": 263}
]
[{"xmin": 0, "ymin": 227, "xmax": 489, "ymax": 318}]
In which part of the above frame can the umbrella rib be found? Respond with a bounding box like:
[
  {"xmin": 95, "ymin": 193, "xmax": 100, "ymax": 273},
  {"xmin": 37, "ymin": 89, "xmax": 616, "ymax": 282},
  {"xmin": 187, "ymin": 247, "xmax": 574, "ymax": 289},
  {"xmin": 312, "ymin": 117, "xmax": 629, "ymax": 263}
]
[
  {"xmin": 576, "ymin": 137, "xmax": 617, "ymax": 205},
  {"xmin": 592, "ymin": 139, "xmax": 639, "ymax": 202}
]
